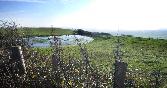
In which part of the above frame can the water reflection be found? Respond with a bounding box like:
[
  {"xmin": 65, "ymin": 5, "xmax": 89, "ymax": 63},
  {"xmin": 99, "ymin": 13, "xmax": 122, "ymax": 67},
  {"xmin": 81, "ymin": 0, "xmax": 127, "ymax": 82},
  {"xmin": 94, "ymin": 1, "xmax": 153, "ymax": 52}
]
[{"xmin": 27, "ymin": 35, "xmax": 94, "ymax": 47}]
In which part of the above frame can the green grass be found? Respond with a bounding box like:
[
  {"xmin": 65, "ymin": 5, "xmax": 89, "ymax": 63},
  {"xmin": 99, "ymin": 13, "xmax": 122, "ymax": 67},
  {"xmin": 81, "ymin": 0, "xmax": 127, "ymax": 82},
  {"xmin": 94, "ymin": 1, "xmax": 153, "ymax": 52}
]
[
  {"xmin": 19, "ymin": 27, "xmax": 73, "ymax": 36},
  {"xmin": 33, "ymin": 35, "xmax": 167, "ymax": 87},
  {"xmin": 34, "ymin": 36, "xmax": 167, "ymax": 72},
  {"xmin": 88, "ymin": 36, "xmax": 167, "ymax": 87}
]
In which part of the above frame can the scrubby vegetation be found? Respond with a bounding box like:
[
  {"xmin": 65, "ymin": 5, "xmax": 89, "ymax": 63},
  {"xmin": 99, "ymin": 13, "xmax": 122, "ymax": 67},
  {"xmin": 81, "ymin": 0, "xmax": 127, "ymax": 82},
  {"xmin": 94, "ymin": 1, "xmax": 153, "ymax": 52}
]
[
  {"xmin": 74, "ymin": 29, "xmax": 111, "ymax": 38},
  {"xmin": 1, "ymin": 21, "xmax": 167, "ymax": 87}
]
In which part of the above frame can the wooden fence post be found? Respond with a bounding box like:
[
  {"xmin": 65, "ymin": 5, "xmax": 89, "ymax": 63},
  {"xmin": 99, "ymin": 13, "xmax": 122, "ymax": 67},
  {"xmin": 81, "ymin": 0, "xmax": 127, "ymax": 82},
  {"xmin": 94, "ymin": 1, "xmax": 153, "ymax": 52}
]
[
  {"xmin": 0, "ymin": 46, "xmax": 26, "ymax": 87},
  {"xmin": 10, "ymin": 46, "xmax": 26, "ymax": 76},
  {"xmin": 113, "ymin": 60, "xmax": 127, "ymax": 88}
]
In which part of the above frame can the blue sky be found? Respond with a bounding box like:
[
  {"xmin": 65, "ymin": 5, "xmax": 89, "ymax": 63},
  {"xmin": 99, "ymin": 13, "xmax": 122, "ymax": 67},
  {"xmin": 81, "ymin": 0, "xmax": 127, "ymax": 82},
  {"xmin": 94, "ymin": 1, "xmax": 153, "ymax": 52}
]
[
  {"xmin": 0, "ymin": 0, "xmax": 167, "ymax": 32},
  {"xmin": 0, "ymin": 0, "xmax": 90, "ymax": 27}
]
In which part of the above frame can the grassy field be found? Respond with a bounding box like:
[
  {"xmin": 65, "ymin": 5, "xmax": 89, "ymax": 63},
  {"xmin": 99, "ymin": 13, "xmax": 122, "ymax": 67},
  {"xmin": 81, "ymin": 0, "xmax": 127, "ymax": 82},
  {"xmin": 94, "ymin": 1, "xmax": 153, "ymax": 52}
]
[
  {"xmin": 33, "ymin": 35, "xmax": 167, "ymax": 87},
  {"xmin": 87, "ymin": 36, "xmax": 167, "ymax": 87},
  {"xmin": 19, "ymin": 27, "xmax": 73, "ymax": 36},
  {"xmin": 35, "ymin": 36, "xmax": 167, "ymax": 71}
]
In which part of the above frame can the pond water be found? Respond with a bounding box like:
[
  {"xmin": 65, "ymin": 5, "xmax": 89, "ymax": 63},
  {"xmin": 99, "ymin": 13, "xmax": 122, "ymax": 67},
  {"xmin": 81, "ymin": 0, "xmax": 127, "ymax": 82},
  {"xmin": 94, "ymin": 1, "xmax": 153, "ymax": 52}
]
[{"xmin": 27, "ymin": 35, "xmax": 94, "ymax": 47}]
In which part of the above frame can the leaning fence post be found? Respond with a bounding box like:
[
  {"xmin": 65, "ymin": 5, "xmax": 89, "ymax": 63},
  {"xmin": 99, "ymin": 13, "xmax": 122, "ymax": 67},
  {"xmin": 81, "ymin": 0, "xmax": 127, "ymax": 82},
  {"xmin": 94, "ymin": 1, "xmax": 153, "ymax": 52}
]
[
  {"xmin": 113, "ymin": 60, "xmax": 127, "ymax": 88},
  {"xmin": 9, "ymin": 46, "xmax": 26, "ymax": 76}
]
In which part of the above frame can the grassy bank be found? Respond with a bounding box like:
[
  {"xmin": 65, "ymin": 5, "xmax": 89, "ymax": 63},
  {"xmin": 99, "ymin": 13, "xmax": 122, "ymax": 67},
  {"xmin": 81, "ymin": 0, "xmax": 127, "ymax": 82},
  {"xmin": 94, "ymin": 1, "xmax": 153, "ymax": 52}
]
[{"xmin": 19, "ymin": 27, "xmax": 73, "ymax": 36}]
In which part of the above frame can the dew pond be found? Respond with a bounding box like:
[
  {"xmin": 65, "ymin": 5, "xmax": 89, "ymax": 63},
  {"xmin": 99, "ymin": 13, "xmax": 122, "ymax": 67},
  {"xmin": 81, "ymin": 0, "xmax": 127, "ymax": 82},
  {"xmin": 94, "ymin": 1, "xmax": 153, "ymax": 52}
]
[{"xmin": 26, "ymin": 35, "xmax": 94, "ymax": 47}]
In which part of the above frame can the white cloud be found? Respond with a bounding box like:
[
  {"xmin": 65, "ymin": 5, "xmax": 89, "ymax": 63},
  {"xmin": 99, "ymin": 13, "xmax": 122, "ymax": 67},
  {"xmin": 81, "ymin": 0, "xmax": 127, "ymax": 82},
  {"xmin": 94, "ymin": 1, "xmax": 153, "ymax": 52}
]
[{"xmin": 54, "ymin": 0, "xmax": 167, "ymax": 32}]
